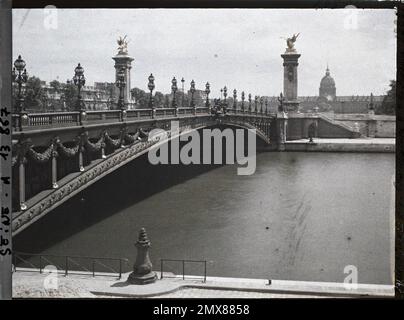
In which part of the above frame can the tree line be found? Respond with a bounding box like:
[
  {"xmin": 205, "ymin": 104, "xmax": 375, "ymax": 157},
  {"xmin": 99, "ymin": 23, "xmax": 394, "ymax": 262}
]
[{"xmin": 13, "ymin": 76, "xmax": 397, "ymax": 115}]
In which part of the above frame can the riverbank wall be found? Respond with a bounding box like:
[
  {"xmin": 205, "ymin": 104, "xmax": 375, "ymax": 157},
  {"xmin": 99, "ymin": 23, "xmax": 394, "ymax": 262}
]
[
  {"xmin": 284, "ymin": 138, "xmax": 395, "ymax": 153},
  {"xmin": 259, "ymin": 138, "xmax": 395, "ymax": 153}
]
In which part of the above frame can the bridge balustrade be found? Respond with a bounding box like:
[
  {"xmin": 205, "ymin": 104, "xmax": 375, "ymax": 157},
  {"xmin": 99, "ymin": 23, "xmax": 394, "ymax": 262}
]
[
  {"xmin": 11, "ymin": 107, "xmax": 276, "ymax": 131},
  {"xmin": 85, "ymin": 110, "xmax": 121, "ymax": 122},
  {"xmin": 126, "ymin": 108, "xmax": 153, "ymax": 119},
  {"xmin": 178, "ymin": 107, "xmax": 195, "ymax": 115},
  {"xmin": 196, "ymin": 107, "xmax": 209, "ymax": 114},
  {"xmin": 155, "ymin": 107, "xmax": 176, "ymax": 117},
  {"xmin": 27, "ymin": 112, "xmax": 80, "ymax": 127}
]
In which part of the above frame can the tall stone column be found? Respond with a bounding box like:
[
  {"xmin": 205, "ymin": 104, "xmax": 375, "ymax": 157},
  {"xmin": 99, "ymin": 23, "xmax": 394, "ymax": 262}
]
[
  {"xmin": 112, "ymin": 48, "xmax": 134, "ymax": 108},
  {"xmin": 281, "ymin": 52, "xmax": 301, "ymax": 113}
]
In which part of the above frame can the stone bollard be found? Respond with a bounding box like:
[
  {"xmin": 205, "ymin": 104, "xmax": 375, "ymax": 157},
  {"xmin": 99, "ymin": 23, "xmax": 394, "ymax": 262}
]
[{"xmin": 128, "ymin": 228, "xmax": 157, "ymax": 285}]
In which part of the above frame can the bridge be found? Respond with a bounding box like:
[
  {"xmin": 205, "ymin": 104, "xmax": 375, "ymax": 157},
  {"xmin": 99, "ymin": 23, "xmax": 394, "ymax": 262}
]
[
  {"xmin": 11, "ymin": 104, "xmax": 281, "ymax": 235},
  {"xmin": 10, "ymin": 42, "xmax": 364, "ymax": 236},
  {"xmin": 11, "ymin": 102, "xmax": 362, "ymax": 235}
]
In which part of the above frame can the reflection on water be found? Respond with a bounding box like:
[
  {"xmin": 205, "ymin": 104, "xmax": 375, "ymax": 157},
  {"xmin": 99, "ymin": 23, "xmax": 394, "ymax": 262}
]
[{"xmin": 15, "ymin": 152, "xmax": 395, "ymax": 284}]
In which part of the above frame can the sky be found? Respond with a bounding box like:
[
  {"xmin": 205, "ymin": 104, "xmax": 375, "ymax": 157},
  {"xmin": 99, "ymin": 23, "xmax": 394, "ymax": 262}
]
[{"xmin": 12, "ymin": 8, "xmax": 396, "ymax": 97}]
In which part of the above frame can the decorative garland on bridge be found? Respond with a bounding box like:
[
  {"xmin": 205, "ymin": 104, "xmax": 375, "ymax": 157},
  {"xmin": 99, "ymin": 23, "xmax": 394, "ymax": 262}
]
[
  {"xmin": 15, "ymin": 129, "xmax": 149, "ymax": 164},
  {"xmin": 56, "ymin": 139, "xmax": 80, "ymax": 158},
  {"xmin": 138, "ymin": 128, "xmax": 149, "ymax": 141},
  {"xmin": 26, "ymin": 144, "xmax": 55, "ymax": 163},
  {"xmin": 124, "ymin": 131, "xmax": 140, "ymax": 145},
  {"xmin": 104, "ymin": 132, "xmax": 123, "ymax": 149},
  {"xmin": 84, "ymin": 134, "xmax": 105, "ymax": 152}
]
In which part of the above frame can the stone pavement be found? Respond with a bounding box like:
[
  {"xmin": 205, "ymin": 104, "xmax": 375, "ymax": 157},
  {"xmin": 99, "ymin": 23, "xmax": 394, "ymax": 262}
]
[{"xmin": 12, "ymin": 268, "xmax": 394, "ymax": 298}]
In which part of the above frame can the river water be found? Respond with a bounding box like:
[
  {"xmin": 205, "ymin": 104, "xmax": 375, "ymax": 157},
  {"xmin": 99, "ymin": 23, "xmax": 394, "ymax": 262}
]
[{"xmin": 14, "ymin": 151, "xmax": 395, "ymax": 285}]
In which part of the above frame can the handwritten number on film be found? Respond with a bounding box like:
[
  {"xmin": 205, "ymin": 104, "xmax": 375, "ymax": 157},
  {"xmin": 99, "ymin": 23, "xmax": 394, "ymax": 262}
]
[{"xmin": 1, "ymin": 106, "xmax": 11, "ymax": 256}]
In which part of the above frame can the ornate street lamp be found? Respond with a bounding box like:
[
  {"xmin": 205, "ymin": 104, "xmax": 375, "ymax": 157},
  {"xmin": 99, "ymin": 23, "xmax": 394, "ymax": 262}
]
[
  {"xmin": 233, "ymin": 89, "xmax": 237, "ymax": 112},
  {"xmin": 60, "ymin": 94, "xmax": 66, "ymax": 111},
  {"xmin": 171, "ymin": 77, "xmax": 178, "ymax": 115},
  {"xmin": 148, "ymin": 73, "xmax": 155, "ymax": 117},
  {"xmin": 241, "ymin": 91, "xmax": 245, "ymax": 113},
  {"xmin": 42, "ymin": 95, "xmax": 48, "ymax": 112},
  {"xmin": 73, "ymin": 63, "xmax": 86, "ymax": 123},
  {"xmin": 205, "ymin": 82, "xmax": 210, "ymax": 111},
  {"xmin": 12, "ymin": 55, "xmax": 29, "ymax": 130},
  {"xmin": 254, "ymin": 96, "xmax": 258, "ymax": 115},
  {"xmin": 223, "ymin": 86, "xmax": 227, "ymax": 107},
  {"xmin": 190, "ymin": 79, "xmax": 196, "ymax": 114},
  {"xmin": 265, "ymin": 99, "xmax": 269, "ymax": 115},
  {"xmin": 116, "ymin": 67, "xmax": 126, "ymax": 121},
  {"xmin": 368, "ymin": 92, "xmax": 375, "ymax": 114},
  {"xmin": 260, "ymin": 97, "xmax": 264, "ymax": 114},
  {"xmin": 181, "ymin": 77, "xmax": 185, "ymax": 107},
  {"xmin": 278, "ymin": 92, "xmax": 285, "ymax": 112},
  {"xmin": 248, "ymin": 93, "xmax": 252, "ymax": 113}
]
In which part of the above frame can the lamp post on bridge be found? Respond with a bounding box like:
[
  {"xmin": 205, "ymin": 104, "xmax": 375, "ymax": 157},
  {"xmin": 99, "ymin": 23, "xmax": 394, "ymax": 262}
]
[
  {"xmin": 233, "ymin": 89, "xmax": 237, "ymax": 114},
  {"xmin": 148, "ymin": 73, "xmax": 155, "ymax": 118},
  {"xmin": 260, "ymin": 97, "xmax": 264, "ymax": 114},
  {"xmin": 248, "ymin": 94, "xmax": 252, "ymax": 114},
  {"xmin": 181, "ymin": 77, "xmax": 185, "ymax": 108},
  {"xmin": 73, "ymin": 63, "xmax": 86, "ymax": 125},
  {"xmin": 205, "ymin": 82, "xmax": 210, "ymax": 113},
  {"xmin": 223, "ymin": 86, "xmax": 227, "ymax": 113},
  {"xmin": 190, "ymin": 79, "xmax": 196, "ymax": 115},
  {"xmin": 171, "ymin": 77, "xmax": 178, "ymax": 116},
  {"xmin": 265, "ymin": 99, "xmax": 269, "ymax": 115},
  {"xmin": 12, "ymin": 55, "xmax": 29, "ymax": 131},
  {"xmin": 116, "ymin": 67, "xmax": 127, "ymax": 121},
  {"xmin": 254, "ymin": 96, "xmax": 258, "ymax": 115},
  {"xmin": 241, "ymin": 91, "xmax": 245, "ymax": 113}
]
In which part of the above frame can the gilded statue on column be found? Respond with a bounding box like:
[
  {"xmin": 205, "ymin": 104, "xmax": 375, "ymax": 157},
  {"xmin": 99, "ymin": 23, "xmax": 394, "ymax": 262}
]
[
  {"xmin": 117, "ymin": 35, "xmax": 129, "ymax": 54},
  {"xmin": 285, "ymin": 33, "xmax": 299, "ymax": 53}
]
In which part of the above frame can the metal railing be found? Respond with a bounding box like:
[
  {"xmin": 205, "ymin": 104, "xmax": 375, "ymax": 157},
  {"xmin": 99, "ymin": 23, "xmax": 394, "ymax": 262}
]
[
  {"xmin": 11, "ymin": 107, "xmax": 275, "ymax": 131},
  {"xmin": 13, "ymin": 251, "xmax": 129, "ymax": 279},
  {"xmin": 160, "ymin": 259, "xmax": 207, "ymax": 283}
]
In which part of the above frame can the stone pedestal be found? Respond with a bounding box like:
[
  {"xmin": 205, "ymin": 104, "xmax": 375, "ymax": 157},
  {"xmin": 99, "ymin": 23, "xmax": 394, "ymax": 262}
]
[
  {"xmin": 112, "ymin": 52, "xmax": 134, "ymax": 108},
  {"xmin": 276, "ymin": 111, "xmax": 288, "ymax": 151},
  {"xmin": 128, "ymin": 228, "xmax": 157, "ymax": 285},
  {"xmin": 367, "ymin": 116, "xmax": 377, "ymax": 138},
  {"xmin": 281, "ymin": 53, "xmax": 301, "ymax": 113}
]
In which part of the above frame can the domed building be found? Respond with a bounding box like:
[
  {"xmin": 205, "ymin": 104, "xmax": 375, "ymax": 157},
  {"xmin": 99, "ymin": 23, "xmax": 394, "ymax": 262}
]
[{"xmin": 319, "ymin": 66, "xmax": 336, "ymax": 101}]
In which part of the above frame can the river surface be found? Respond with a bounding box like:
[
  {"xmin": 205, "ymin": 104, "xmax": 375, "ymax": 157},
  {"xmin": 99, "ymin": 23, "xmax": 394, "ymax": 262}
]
[{"xmin": 15, "ymin": 152, "xmax": 395, "ymax": 285}]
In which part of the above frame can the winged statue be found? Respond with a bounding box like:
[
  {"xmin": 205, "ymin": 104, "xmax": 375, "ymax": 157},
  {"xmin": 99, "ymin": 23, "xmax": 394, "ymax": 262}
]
[
  {"xmin": 117, "ymin": 35, "xmax": 129, "ymax": 54},
  {"xmin": 285, "ymin": 33, "xmax": 299, "ymax": 53}
]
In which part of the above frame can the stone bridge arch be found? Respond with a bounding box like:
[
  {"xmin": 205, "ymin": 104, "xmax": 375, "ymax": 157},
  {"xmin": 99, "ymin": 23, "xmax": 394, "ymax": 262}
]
[{"xmin": 12, "ymin": 113, "xmax": 275, "ymax": 235}]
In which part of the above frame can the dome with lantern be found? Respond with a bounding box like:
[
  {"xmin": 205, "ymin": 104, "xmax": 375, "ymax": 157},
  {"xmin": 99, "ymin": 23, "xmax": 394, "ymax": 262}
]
[{"xmin": 319, "ymin": 66, "xmax": 336, "ymax": 101}]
